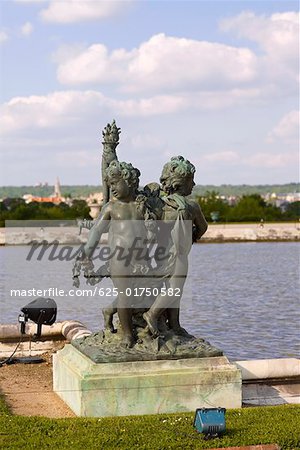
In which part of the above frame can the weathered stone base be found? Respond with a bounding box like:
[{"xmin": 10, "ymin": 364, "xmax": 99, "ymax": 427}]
[{"xmin": 53, "ymin": 344, "xmax": 241, "ymax": 417}]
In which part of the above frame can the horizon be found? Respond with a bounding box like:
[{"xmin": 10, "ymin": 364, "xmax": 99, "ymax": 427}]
[
  {"xmin": 0, "ymin": 181, "xmax": 300, "ymax": 189},
  {"xmin": 0, "ymin": 1, "xmax": 299, "ymax": 185},
  {"xmin": 0, "ymin": 181, "xmax": 298, "ymax": 188}
]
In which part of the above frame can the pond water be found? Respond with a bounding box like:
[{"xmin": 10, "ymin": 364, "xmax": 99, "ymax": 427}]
[{"xmin": 0, "ymin": 242, "xmax": 299, "ymax": 360}]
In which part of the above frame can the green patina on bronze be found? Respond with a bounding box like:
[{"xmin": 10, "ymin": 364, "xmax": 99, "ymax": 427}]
[
  {"xmin": 72, "ymin": 327, "xmax": 222, "ymax": 364},
  {"xmin": 72, "ymin": 120, "xmax": 218, "ymax": 362}
]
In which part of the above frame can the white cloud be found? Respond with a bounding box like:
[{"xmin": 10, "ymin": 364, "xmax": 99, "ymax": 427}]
[
  {"xmin": 0, "ymin": 87, "xmax": 268, "ymax": 138},
  {"xmin": 204, "ymin": 151, "xmax": 240, "ymax": 163},
  {"xmin": 40, "ymin": 0, "xmax": 132, "ymax": 24},
  {"xmin": 0, "ymin": 91, "xmax": 171, "ymax": 135},
  {"xmin": 267, "ymin": 110, "xmax": 299, "ymax": 142},
  {"xmin": 21, "ymin": 22, "xmax": 34, "ymax": 36},
  {"xmin": 246, "ymin": 151, "xmax": 298, "ymax": 168},
  {"xmin": 220, "ymin": 11, "xmax": 299, "ymax": 83},
  {"xmin": 1, "ymin": 91, "xmax": 298, "ymax": 185},
  {"xmin": 0, "ymin": 91, "xmax": 106, "ymax": 134},
  {"xmin": 56, "ymin": 33, "xmax": 258, "ymax": 94},
  {"xmin": 220, "ymin": 11, "xmax": 299, "ymax": 53},
  {"xmin": 0, "ymin": 31, "xmax": 9, "ymax": 44},
  {"xmin": 0, "ymin": 91, "xmax": 188, "ymax": 136},
  {"xmin": 202, "ymin": 148, "xmax": 298, "ymax": 170}
]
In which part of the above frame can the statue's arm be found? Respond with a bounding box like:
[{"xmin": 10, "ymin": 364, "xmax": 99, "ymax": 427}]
[
  {"xmin": 191, "ymin": 200, "xmax": 208, "ymax": 241},
  {"xmin": 83, "ymin": 203, "xmax": 111, "ymax": 258}
]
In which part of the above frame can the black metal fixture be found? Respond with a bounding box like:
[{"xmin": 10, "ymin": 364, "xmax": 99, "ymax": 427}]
[
  {"xmin": 0, "ymin": 298, "xmax": 57, "ymax": 367},
  {"xmin": 18, "ymin": 297, "xmax": 57, "ymax": 338}
]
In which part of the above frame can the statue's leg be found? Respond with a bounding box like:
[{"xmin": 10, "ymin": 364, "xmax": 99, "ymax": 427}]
[
  {"xmin": 143, "ymin": 284, "xmax": 177, "ymax": 337},
  {"xmin": 166, "ymin": 276, "xmax": 193, "ymax": 337},
  {"xmin": 144, "ymin": 273, "xmax": 188, "ymax": 337},
  {"xmin": 166, "ymin": 308, "xmax": 192, "ymax": 337},
  {"xmin": 143, "ymin": 307, "xmax": 165, "ymax": 337},
  {"xmin": 114, "ymin": 277, "xmax": 135, "ymax": 347},
  {"xmin": 117, "ymin": 307, "xmax": 134, "ymax": 348},
  {"xmin": 167, "ymin": 307, "xmax": 180, "ymax": 329},
  {"xmin": 102, "ymin": 298, "xmax": 118, "ymax": 333}
]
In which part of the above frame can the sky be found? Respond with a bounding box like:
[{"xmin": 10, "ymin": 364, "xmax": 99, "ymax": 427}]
[{"xmin": 0, "ymin": 0, "xmax": 299, "ymax": 187}]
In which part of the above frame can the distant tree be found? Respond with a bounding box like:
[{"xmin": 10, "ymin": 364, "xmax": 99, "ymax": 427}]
[
  {"xmin": 197, "ymin": 191, "xmax": 230, "ymax": 222},
  {"xmin": 2, "ymin": 197, "xmax": 25, "ymax": 210},
  {"xmin": 0, "ymin": 202, "xmax": 7, "ymax": 212},
  {"xmin": 228, "ymin": 194, "xmax": 282, "ymax": 222},
  {"xmin": 283, "ymin": 201, "xmax": 300, "ymax": 220},
  {"xmin": 58, "ymin": 202, "xmax": 69, "ymax": 210},
  {"xmin": 69, "ymin": 199, "xmax": 91, "ymax": 219},
  {"xmin": 39, "ymin": 202, "xmax": 55, "ymax": 208},
  {"xmin": 0, "ymin": 197, "xmax": 93, "ymax": 223}
]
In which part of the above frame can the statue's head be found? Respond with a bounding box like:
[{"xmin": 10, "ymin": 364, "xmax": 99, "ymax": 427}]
[
  {"xmin": 105, "ymin": 160, "xmax": 140, "ymax": 198},
  {"xmin": 160, "ymin": 156, "xmax": 195, "ymax": 196}
]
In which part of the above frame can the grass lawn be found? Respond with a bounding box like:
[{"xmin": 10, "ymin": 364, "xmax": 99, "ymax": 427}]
[
  {"xmin": 0, "ymin": 394, "xmax": 299, "ymax": 450},
  {"xmin": 0, "ymin": 394, "xmax": 11, "ymax": 416}
]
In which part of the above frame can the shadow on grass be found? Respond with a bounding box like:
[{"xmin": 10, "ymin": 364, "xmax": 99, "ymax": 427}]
[{"xmin": 0, "ymin": 391, "xmax": 12, "ymax": 416}]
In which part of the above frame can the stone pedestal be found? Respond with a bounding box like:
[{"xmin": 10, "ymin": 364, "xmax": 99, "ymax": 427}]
[{"xmin": 53, "ymin": 344, "xmax": 242, "ymax": 417}]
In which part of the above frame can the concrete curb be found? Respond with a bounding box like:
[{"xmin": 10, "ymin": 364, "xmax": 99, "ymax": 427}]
[
  {"xmin": 0, "ymin": 322, "xmax": 64, "ymax": 340},
  {"xmin": 61, "ymin": 320, "xmax": 92, "ymax": 341},
  {"xmin": 235, "ymin": 358, "xmax": 300, "ymax": 380},
  {"xmin": 0, "ymin": 321, "xmax": 92, "ymax": 341},
  {"xmin": 0, "ymin": 321, "xmax": 92, "ymax": 358}
]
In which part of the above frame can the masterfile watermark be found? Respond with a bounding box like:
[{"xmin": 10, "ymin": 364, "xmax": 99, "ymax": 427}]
[
  {"xmin": 10, "ymin": 287, "xmax": 98, "ymax": 298},
  {"xmin": 10, "ymin": 286, "xmax": 182, "ymax": 299},
  {"xmin": 25, "ymin": 237, "xmax": 171, "ymax": 266}
]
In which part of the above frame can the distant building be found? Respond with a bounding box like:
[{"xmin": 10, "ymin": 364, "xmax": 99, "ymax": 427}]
[
  {"xmin": 264, "ymin": 192, "xmax": 300, "ymax": 209},
  {"xmin": 23, "ymin": 177, "xmax": 65, "ymax": 204}
]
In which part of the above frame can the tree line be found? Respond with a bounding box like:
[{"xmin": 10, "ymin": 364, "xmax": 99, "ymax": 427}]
[
  {"xmin": 0, "ymin": 193, "xmax": 299, "ymax": 227},
  {"xmin": 0, "ymin": 182, "xmax": 298, "ymax": 199},
  {"xmin": 0, "ymin": 199, "xmax": 90, "ymax": 227},
  {"xmin": 197, "ymin": 192, "xmax": 299, "ymax": 223}
]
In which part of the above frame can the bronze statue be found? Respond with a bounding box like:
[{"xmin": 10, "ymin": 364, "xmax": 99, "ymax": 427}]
[{"xmin": 71, "ymin": 121, "xmax": 222, "ymax": 362}]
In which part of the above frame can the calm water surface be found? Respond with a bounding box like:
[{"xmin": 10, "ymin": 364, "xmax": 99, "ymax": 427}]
[{"xmin": 0, "ymin": 242, "xmax": 299, "ymax": 360}]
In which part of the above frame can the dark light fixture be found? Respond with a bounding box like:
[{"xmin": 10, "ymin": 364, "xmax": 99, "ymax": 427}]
[
  {"xmin": 19, "ymin": 297, "xmax": 57, "ymax": 338},
  {"xmin": 1, "ymin": 298, "xmax": 58, "ymax": 367}
]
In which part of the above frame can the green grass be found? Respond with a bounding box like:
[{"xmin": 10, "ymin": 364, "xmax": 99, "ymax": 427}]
[
  {"xmin": 0, "ymin": 394, "xmax": 11, "ymax": 416},
  {"xmin": 0, "ymin": 400, "xmax": 299, "ymax": 450}
]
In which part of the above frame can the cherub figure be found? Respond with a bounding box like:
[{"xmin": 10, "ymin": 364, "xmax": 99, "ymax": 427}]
[
  {"xmin": 143, "ymin": 156, "xmax": 208, "ymax": 338},
  {"xmin": 100, "ymin": 181, "xmax": 163, "ymax": 334},
  {"xmin": 77, "ymin": 160, "xmax": 152, "ymax": 348}
]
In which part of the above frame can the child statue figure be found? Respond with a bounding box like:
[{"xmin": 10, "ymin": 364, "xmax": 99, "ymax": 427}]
[
  {"xmin": 143, "ymin": 156, "xmax": 208, "ymax": 338},
  {"xmin": 77, "ymin": 160, "xmax": 153, "ymax": 348}
]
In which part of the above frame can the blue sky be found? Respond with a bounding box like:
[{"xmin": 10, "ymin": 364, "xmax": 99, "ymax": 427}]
[{"xmin": 0, "ymin": 0, "xmax": 299, "ymax": 186}]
